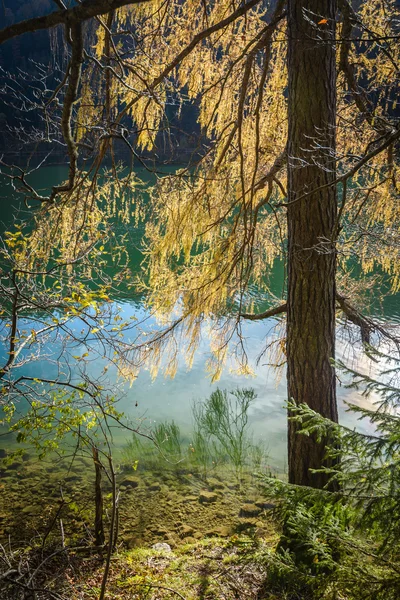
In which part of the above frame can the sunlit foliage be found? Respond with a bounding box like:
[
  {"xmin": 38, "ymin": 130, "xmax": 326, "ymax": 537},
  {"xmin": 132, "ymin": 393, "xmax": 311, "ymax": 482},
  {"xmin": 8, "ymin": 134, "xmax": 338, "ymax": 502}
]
[
  {"xmin": 1, "ymin": 0, "xmax": 399, "ymax": 381},
  {"xmin": 85, "ymin": 0, "xmax": 400, "ymax": 377}
]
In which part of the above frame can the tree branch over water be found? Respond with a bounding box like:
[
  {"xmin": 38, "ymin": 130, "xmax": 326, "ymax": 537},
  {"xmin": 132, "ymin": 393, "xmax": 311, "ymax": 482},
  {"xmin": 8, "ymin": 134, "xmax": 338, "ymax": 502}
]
[
  {"xmin": 0, "ymin": 0, "xmax": 150, "ymax": 45},
  {"xmin": 240, "ymin": 303, "xmax": 287, "ymax": 321},
  {"xmin": 337, "ymin": 293, "xmax": 400, "ymax": 347}
]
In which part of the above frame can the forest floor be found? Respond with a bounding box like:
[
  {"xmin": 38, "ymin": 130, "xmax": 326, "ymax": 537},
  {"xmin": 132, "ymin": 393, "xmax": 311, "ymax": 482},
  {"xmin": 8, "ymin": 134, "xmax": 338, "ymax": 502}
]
[
  {"xmin": 0, "ymin": 451, "xmax": 280, "ymax": 599},
  {"xmin": 62, "ymin": 536, "xmax": 279, "ymax": 599}
]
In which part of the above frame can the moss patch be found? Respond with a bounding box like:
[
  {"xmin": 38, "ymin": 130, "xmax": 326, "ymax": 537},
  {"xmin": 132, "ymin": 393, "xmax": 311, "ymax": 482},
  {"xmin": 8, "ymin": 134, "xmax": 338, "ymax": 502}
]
[{"xmin": 71, "ymin": 536, "xmax": 279, "ymax": 599}]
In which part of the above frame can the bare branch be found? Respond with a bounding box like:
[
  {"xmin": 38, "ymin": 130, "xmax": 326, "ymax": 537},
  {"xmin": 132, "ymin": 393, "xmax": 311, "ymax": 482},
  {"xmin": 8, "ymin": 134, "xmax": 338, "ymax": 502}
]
[
  {"xmin": 240, "ymin": 303, "xmax": 287, "ymax": 321},
  {"xmin": 0, "ymin": 0, "xmax": 150, "ymax": 45},
  {"xmin": 51, "ymin": 21, "xmax": 83, "ymax": 199},
  {"xmin": 279, "ymin": 125, "xmax": 400, "ymax": 209},
  {"xmin": 336, "ymin": 293, "xmax": 400, "ymax": 347}
]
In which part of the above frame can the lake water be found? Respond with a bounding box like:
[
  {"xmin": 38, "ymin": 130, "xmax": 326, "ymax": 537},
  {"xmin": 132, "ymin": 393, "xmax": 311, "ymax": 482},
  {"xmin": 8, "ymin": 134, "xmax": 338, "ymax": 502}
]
[{"xmin": 1, "ymin": 165, "xmax": 399, "ymax": 471}]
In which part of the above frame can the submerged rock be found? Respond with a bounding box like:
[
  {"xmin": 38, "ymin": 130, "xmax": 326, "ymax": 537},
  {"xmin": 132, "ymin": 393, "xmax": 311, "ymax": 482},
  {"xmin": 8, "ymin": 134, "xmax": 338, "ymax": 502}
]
[
  {"xmin": 198, "ymin": 491, "xmax": 218, "ymax": 504},
  {"xmin": 239, "ymin": 503, "xmax": 262, "ymax": 518},
  {"xmin": 206, "ymin": 525, "xmax": 231, "ymax": 538},
  {"xmin": 206, "ymin": 477, "xmax": 225, "ymax": 490},
  {"xmin": 123, "ymin": 534, "xmax": 142, "ymax": 548},
  {"xmin": 255, "ymin": 499, "xmax": 275, "ymax": 510},
  {"xmin": 64, "ymin": 474, "xmax": 80, "ymax": 483},
  {"xmin": 183, "ymin": 536, "xmax": 197, "ymax": 544},
  {"xmin": 6, "ymin": 461, "xmax": 22, "ymax": 471},
  {"xmin": 180, "ymin": 524, "xmax": 194, "ymax": 537},
  {"xmin": 122, "ymin": 476, "xmax": 140, "ymax": 489},
  {"xmin": 237, "ymin": 518, "xmax": 258, "ymax": 531},
  {"xmin": 148, "ymin": 483, "xmax": 162, "ymax": 492},
  {"xmin": 151, "ymin": 526, "xmax": 168, "ymax": 536}
]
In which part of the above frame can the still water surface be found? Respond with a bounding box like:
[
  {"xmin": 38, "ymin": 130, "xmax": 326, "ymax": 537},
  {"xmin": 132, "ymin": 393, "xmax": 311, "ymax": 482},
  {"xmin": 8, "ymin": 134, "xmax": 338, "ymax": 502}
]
[{"xmin": 1, "ymin": 165, "xmax": 399, "ymax": 469}]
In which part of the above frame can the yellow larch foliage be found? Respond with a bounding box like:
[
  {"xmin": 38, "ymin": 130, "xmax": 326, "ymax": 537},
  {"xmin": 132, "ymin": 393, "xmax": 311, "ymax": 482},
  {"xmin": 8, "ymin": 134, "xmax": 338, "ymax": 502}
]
[{"xmin": 16, "ymin": 0, "xmax": 398, "ymax": 379}]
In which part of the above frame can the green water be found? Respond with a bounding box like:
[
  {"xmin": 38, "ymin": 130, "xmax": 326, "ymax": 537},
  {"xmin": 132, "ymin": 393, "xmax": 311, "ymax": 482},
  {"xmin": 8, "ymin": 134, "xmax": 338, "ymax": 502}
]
[{"xmin": 0, "ymin": 165, "xmax": 399, "ymax": 470}]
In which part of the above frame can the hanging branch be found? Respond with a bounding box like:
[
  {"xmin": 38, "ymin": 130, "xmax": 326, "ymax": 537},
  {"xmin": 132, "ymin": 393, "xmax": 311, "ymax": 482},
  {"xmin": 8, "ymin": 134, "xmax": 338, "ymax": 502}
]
[
  {"xmin": 116, "ymin": 0, "xmax": 266, "ymax": 122},
  {"xmin": 50, "ymin": 20, "xmax": 84, "ymax": 200},
  {"xmin": 336, "ymin": 292, "xmax": 400, "ymax": 347}
]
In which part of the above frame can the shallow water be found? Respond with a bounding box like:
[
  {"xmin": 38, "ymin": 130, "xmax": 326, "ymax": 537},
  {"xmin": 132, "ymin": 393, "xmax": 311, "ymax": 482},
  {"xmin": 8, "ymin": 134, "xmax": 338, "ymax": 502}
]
[{"xmin": 0, "ymin": 165, "xmax": 399, "ymax": 471}]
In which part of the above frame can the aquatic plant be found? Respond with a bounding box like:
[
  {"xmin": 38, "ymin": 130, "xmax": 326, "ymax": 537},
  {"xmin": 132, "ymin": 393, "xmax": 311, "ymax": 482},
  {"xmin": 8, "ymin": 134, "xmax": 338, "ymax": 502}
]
[
  {"xmin": 121, "ymin": 421, "xmax": 183, "ymax": 472},
  {"xmin": 120, "ymin": 433, "xmax": 143, "ymax": 470},
  {"xmin": 121, "ymin": 389, "xmax": 267, "ymax": 482},
  {"xmin": 188, "ymin": 427, "xmax": 211, "ymax": 475},
  {"xmin": 248, "ymin": 440, "xmax": 268, "ymax": 472},
  {"xmin": 193, "ymin": 388, "xmax": 258, "ymax": 480},
  {"xmin": 152, "ymin": 421, "xmax": 182, "ymax": 460}
]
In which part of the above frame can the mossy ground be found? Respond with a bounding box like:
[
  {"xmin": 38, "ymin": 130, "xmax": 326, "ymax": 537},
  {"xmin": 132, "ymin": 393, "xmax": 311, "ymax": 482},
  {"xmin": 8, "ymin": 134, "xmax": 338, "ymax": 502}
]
[{"xmin": 63, "ymin": 536, "xmax": 280, "ymax": 599}]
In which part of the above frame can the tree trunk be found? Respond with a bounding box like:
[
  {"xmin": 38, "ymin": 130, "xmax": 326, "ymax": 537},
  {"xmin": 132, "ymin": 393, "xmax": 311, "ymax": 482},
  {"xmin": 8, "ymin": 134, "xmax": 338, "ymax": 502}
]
[{"xmin": 287, "ymin": 0, "xmax": 338, "ymax": 488}]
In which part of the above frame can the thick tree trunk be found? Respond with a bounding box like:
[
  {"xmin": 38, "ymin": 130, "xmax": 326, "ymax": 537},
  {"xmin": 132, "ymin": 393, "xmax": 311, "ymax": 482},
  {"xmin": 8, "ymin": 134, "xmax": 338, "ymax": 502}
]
[{"xmin": 287, "ymin": 0, "xmax": 338, "ymax": 488}]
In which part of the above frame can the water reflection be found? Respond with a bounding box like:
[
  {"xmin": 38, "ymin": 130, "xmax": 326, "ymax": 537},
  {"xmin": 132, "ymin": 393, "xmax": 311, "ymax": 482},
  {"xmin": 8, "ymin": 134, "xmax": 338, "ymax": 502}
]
[{"xmin": 0, "ymin": 166, "xmax": 399, "ymax": 471}]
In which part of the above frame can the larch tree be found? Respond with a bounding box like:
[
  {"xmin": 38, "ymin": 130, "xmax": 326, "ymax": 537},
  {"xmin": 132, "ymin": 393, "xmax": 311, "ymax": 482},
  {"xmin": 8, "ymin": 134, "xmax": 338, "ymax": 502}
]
[
  {"xmin": 286, "ymin": 0, "xmax": 338, "ymax": 487},
  {"xmin": 0, "ymin": 0, "xmax": 399, "ymax": 489}
]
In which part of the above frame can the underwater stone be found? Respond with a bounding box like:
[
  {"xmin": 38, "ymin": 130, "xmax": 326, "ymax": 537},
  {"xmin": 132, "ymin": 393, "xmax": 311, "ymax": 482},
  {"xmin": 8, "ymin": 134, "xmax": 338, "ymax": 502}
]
[
  {"xmin": 21, "ymin": 505, "xmax": 42, "ymax": 515},
  {"xmin": 122, "ymin": 476, "xmax": 140, "ymax": 488},
  {"xmin": 6, "ymin": 461, "xmax": 22, "ymax": 471},
  {"xmin": 183, "ymin": 536, "xmax": 197, "ymax": 544},
  {"xmin": 255, "ymin": 499, "xmax": 275, "ymax": 510},
  {"xmin": 180, "ymin": 524, "xmax": 194, "ymax": 537},
  {"xmin": 64, "ymin": 474, "xmax": 80, "ymax": 483},
  {"xmin": 198, "ymin": 491, "xmax": 218, "ymax": 504},
  {"xmin": 122, "ymin": 534, "xmax": 141, "ymax": 548},
  {"xmin": 151, "ymin": 527, "xmax": 168, "ymax": 535},
  {"xmin": 239, "ymin": 504, "xmax": 262, "ymax": 518},
  {"xmin": 237, "ymin": 519, "xmax": 258, "ymax": 531},
  {"xmin": 206, "ymin": 525, "xmax": 231, "ymax": 538},
  {"xmin": 164, "ymin": 533, "xmax": 178, "ymax": 547},
  {"xmin": 226, "ymin": 482, "xmax": 240, "ymax": 490},
  {"xmin": 148, "ymin": 483, "xmax": 161, "ymax": 492},
  {"xmin": 206, "ymin": 477, "xmax": 225, "ymax": 490}
]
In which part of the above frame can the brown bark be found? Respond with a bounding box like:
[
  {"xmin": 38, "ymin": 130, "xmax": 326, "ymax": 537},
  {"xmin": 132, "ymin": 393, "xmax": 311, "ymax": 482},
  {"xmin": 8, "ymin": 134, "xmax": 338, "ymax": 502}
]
[
  {"xmin": 287, "ymin": 0, "xmax": 338, "ymax": 488},
  {"xmin": 240, "ymin": 302, "xmax": 287, "ymax": 321},
  {"xmin": 92, "ymin": 447, "xmax": 105, "ymax": 547}
]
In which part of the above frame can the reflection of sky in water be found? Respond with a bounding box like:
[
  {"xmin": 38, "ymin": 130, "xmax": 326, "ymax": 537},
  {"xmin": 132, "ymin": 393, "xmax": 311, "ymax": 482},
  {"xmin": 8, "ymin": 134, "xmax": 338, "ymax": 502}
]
[
  {"xmin": 0, "ymin": 297, "xmax": 397, "ymax": 470},
  {"xmin": 83, "ymin": 302, "xmax": 394, "ymax": 469}
]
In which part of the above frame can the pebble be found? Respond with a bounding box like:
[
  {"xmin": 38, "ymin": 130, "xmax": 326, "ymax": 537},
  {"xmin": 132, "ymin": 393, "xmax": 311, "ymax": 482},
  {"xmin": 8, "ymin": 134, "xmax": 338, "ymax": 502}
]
[{"xmin": 152, "ymin": 542, "xmax": 172, "ymax": 552}]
